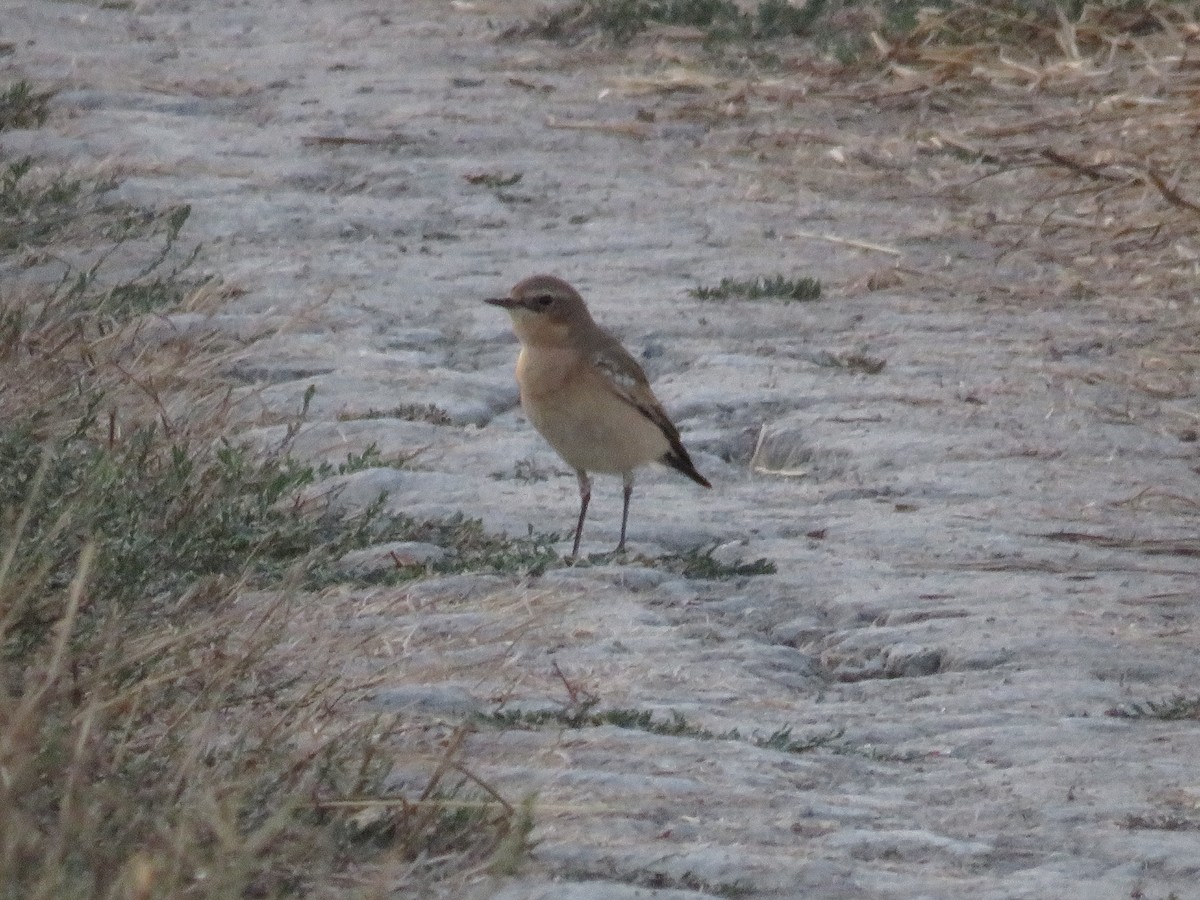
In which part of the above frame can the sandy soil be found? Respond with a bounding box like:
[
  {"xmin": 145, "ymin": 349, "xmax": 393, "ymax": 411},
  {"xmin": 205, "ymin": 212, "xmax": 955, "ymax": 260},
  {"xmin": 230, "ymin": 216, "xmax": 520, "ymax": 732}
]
[{"xmin": 5, "ymin": 1, "xmax": 1199, "ymax": 897}]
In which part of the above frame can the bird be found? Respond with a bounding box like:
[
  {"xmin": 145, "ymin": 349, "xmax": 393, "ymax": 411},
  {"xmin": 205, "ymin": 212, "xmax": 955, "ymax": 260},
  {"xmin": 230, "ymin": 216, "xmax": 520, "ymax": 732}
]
[{"xmin": 486, "ymin": 274, "xmax": 711, "ymax": 560}]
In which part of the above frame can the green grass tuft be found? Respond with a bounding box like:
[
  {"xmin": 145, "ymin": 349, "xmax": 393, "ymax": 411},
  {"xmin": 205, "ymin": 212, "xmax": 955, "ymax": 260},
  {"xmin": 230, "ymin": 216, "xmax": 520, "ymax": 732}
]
[
  {"xmin": 691, "ymin": 274, "xmax": 821, "ymax": 302},
  {"xmin": 465, "ymin": 171, "xmax": 524, "ymax": 188},
  {"xmin": 519, "ymin": 0, "xmax": 828, "ymax": 44},
  {"xmin": 481, "ymin": 703, "xmax": 841, "ymax": 755},
  {"xmin": 651, "ymin": 543, "xmax": 778, "ymax": 578},
  {"xmin": 338, "ymin": 402, "xmax": 453, "ymax": 425},
  {"xmin": 1106, "ymin": 694, "xmax": 1200, "ymax": 721},
  {"xmin": 0, "ymin": 81, "xmax": 54, "ymax": 131},
  {"xmin": 513, "ymin": 0, "xmax": 1184, "ymax": 63}
]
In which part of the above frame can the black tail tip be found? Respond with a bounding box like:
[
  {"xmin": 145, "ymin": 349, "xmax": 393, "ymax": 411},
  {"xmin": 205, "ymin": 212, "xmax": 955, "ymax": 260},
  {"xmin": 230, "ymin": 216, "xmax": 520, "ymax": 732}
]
[{"xmin": 663, "ymin": 451, "xmax": 711, "ymax": 489}]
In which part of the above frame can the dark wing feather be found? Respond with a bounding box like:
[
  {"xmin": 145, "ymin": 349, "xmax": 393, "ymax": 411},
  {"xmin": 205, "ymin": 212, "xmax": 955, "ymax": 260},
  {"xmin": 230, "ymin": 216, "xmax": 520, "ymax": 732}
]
[{"xmin": 591, "ymin": 339, "xmax": 712, "ymax": 488}]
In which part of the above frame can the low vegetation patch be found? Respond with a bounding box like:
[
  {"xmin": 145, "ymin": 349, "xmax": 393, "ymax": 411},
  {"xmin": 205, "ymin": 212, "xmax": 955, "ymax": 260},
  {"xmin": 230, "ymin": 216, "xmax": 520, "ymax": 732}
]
[
  {"xmin": 1106, "ymin": 694, "xmax": 1200, "ymax": 721},
  {"xmin": 514, "ymin": 0, "xmax": 1191, "ymax": 59},
  {"xmin": 464, "ymin": 170, "xmax": 523, "ymax": 188},
  {"xmin": 517, "ymin": 0, "xmax": 826, "ymax": 44},
  {"xmin": 690, "ymin": 274, "xmax": 821, "ymax": 303},
  {"xmin": 650, "ymin": 543, "xmax": 778, "ymax": 578},
  {"xmin": 0, "ymin": 89, "xmax": 526, "ymax": 897},
  {"xmin": 478, "ymin": 664, "xmax": 838, "ymax": 755},
  {"xmin": 338, "ymin": 402, "xmax": 453, "ymax": 425},
  {"xmin": 481, "ymin": 703, "xmax": 841, "ymax": 755},
  {"xmin": 1119, "ymin": 813, "xmax": 1200, "ymax": 832},
  {"xmin": 0, "ymin": 80, "xmax": 53, "ymax": 131}
]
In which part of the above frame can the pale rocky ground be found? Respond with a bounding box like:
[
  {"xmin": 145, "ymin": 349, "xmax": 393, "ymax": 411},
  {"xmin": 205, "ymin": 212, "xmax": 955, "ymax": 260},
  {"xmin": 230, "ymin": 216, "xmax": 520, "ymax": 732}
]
[{"xmin": 6, "ymin": 1, "xmax": 1200, "ymax": 897}]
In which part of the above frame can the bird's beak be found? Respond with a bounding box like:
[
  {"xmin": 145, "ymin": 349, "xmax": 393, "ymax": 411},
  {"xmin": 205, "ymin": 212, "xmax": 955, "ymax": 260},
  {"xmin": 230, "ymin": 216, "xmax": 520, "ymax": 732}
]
[{"xmin": 485, "ymin": 296, "xmax": 520, "ymax": 309}]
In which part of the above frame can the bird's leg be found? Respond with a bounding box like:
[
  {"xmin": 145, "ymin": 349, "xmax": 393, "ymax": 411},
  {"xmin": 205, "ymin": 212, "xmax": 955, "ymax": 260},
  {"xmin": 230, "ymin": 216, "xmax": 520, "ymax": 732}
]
[
  {"xmin": 616, "ymin": 472, "xmax": 634, "ymax": 554},
  {"xmin": 571, "ymin": 470, "xmax": 591, "ymax": 560}
]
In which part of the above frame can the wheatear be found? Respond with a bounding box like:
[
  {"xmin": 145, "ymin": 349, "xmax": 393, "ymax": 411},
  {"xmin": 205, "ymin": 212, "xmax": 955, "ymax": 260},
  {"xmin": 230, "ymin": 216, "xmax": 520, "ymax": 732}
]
[{"xmin": 486, "ymin": 275, "xmax": 711, "ymax": 559}]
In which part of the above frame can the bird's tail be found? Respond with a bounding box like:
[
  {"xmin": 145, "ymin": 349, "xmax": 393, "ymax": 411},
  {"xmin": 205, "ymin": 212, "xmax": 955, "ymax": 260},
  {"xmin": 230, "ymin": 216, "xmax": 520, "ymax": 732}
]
[{"xmin": 663, "ymin": 449, "xmax": 712, "ymax": 489}]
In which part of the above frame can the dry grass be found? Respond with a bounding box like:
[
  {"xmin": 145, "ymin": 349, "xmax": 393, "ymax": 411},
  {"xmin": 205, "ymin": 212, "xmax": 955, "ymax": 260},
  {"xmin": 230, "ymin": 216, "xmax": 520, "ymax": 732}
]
[
  {"xmin": 518, "ymin": 0, "xmax": 1200, "ymax": 302},
  {"xmin": 859, "ymin": 1, "xmax": 1200, "ymax": 439},
  {"xmin": 518, "ymin": 0, "xmax": 1200, "ymax": 435},
  {"xmin": 873, "ymin": 1, "xmax": 1200, "ymax": 295},
  {"xmin": 0, "ymin": 110, "xmax": 529, "ymax": 898}
]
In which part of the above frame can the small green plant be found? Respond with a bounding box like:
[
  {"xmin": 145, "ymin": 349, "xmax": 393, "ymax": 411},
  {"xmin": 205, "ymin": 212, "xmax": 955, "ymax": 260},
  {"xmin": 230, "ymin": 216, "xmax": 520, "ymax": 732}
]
[
  {"xmin": 338, "ymin": 403, "xmax": 453, "ymax": 425},
  {"xmin": 1119, "ymin": 813, "xmax": 1200, "ymax": 831},
  {"xmin": 0, "ymin": 159, "xmax": 202, "ymax": 315},
  {"xmin": 315, "ymin": 443, "xmax": 423, "ymax": 474},
  {"xmin": 3, "ymin": 426, "xmax": 359, "ymax": 625},
  {"xmin": 639, "ymin": 871, "xmax": 755, "ymax": 897},
  {"xmin": 690, "ymin": 274, "xmax": 821, "ymax": 302},
  {"xmin": 309, "ymin": 513, "xmax": 564, "ymax": 587},
  {"xmin": 518, "ymin": 0, "xmax": 827, "ymax": 44},
  {"xmin": 0, "ymin": 81, "xmax": 53, "ymax": 131},
  {"xmin": 481, "ymin": 704, "xmax": 840, "ymax": 755},
  {"xmin": 651, "ymin": 543, "xmax": 777, "ymax": 579},
  {"xmin": 100, "ymin": 205, "xmax": 201, "ymax": 317},
  {"xmin": 465, "ymin": 171, "xmax": 523, "ymax": 188},
  {"xmin": 0, "ymin": 157, "xmax": 85, "ymax": 249},
  {"xmin": 752, "ymin": 0, "xmax": 825, "ymax": 38},
  {"xmin": 429, "ymin": 517, "xmax": 563, "ymax": 576},
  {"xmin": 1106, "ymin": 694, "xmax": 1200, "ymax": 721}
]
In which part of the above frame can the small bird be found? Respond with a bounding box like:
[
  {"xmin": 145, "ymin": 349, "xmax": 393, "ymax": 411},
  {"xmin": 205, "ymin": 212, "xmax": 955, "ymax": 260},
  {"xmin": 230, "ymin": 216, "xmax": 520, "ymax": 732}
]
[{"xmin": 486, "ymin": 275, "xmax": 711, "ymax": 559}]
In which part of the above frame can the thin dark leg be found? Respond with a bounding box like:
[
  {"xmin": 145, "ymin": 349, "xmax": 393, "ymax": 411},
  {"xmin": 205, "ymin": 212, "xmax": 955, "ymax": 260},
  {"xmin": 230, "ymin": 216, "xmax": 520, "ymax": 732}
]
[
  {"xmin": 571, "ymin": 470, "xmax": 591, "ymax": 560},
  {"xmin": 617, "ymin": 473, "xmax": 633, "ymax": 553}
]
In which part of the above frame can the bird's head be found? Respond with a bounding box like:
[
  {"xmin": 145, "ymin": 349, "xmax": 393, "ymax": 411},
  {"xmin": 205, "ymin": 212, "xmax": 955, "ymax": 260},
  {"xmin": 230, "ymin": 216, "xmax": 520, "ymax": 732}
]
[{"xmin": 485, "ymin": 275, "xmax": 595, "ymax": 345}]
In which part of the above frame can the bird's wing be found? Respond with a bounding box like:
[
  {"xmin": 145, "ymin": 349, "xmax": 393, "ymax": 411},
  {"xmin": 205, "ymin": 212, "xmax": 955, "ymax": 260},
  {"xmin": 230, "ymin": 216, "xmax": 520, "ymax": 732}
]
[
  {"xmin": 591, "ymin": 342, "xmax": 712, "ymax": 487},
  {"xmin": 590, "ymin": 339, "xmax": 712, "ymax": 488},
  {"xmin": 590, "ymin": 340, "xmax": 678, "ymax": 431}
]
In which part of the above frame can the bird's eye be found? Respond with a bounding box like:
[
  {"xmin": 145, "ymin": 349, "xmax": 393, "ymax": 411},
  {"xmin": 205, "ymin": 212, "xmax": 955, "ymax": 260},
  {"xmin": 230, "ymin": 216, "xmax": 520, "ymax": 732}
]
[{"xmin": 534, "ymin": 295, "xmax": 555, "ymax": 309}]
